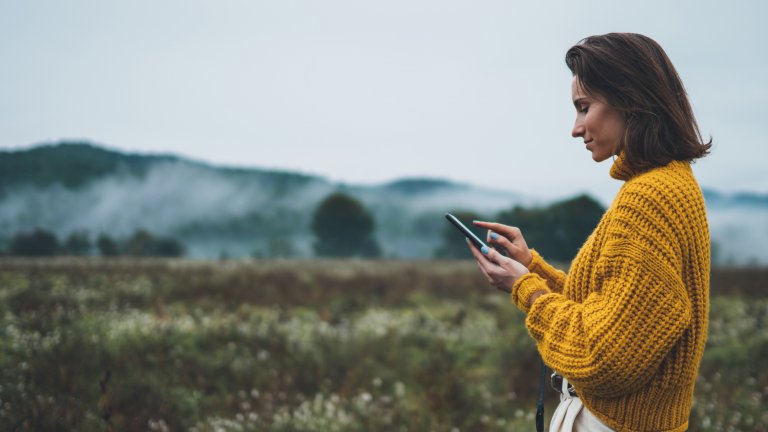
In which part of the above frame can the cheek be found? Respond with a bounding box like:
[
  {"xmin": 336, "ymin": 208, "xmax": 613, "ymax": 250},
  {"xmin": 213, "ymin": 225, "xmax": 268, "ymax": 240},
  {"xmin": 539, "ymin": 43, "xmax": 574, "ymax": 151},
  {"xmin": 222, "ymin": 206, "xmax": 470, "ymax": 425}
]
[
  {"xmin": 607, "ymin": 110, "xmax": 626, "ymax": 137},
  {"xmin": 591, "ymin": 109, "xmax": 625, "ymax": 146},
  {"xmin": 585, "ymin": 115, "xmax": 601, "ymax": 137},
  {"xmin": 610, "ymin": 119, "xmax": 626, "ymax": 146}
]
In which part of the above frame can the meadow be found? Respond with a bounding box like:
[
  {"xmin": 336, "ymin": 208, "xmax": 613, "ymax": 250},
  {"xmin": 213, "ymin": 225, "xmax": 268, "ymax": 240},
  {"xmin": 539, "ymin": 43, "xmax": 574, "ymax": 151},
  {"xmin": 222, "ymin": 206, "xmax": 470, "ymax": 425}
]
[{"xmin": 0, "ymin": 258, "xmax": 766, "ymax": 431}]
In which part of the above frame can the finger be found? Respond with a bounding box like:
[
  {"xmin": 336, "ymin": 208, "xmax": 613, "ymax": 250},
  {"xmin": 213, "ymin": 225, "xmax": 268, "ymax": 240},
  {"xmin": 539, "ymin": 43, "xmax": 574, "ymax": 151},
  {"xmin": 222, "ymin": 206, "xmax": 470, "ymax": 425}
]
[
  {"xmin": 473, "ymin": 221, "xmax": 521, "ymax": 239},
  {"xmin": 486, "ymin": 235, "xmax": 512, "ymax": 258},
  {"xmin": 467, "ymin": 244, "xmax": 505, "ymax": 286},
  {"xmin": 466, "ymin": 240, "xmax": 487, "ymax": 263},
  {"xmin": 467, "ymin": 241, "xmax": 497, "ymax": 274},
  {"xmin": 487, "ymin": 231, "xmax": 515, "ymax": 251},
  {"xmin": 475, "ymin": 254, "xmax": 513, "ymax": 293},
  {"xmin": 474, "ymin": 257, "xmax": 494, "ymax": 284},
  {"xmin": 481, "ymin": 244, "xmax": 506, "ymax": 266}
]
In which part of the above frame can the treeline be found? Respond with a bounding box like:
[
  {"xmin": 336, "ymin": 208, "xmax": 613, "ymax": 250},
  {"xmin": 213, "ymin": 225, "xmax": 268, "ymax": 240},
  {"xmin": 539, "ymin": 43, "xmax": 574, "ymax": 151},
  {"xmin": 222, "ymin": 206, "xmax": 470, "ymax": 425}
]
[
  {"xmin": 435, "ymin": 194, "xmax": 605, "ymax": 262},
  {"xmin": 314, "ymin": 191, "xmax": 605, "ymax": 262},
  {"xmin": 0, "ymin": 229, "xmax": 185, "ymax": 258},
  {"xmin": 0, "ymin": 192, "xmax": 606, "ymax": 261}
]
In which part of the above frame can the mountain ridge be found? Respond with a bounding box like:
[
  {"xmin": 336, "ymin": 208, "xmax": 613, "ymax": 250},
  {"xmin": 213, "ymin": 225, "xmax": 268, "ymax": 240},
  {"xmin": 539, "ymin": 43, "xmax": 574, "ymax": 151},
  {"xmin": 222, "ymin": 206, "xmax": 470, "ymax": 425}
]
[
  {"xmin": 1, "ymin": 141, "xmax": 766, "ymax": 263},
  {"xmin": 0, "ymin": 141, "xmax": 529, "ymax": 259},
  {"xmin": 5, "ymin": 142, "xmax": 768, "ymax": 206}
]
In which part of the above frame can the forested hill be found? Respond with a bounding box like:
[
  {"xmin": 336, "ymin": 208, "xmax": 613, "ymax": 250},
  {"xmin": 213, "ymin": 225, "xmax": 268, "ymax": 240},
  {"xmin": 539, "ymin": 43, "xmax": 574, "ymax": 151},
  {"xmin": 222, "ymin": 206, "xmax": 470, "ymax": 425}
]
[
  {"xmin": 1, "ymin": 142, "xmax": 766, "ymax": 264},
  {"xmin": 0, "ymin": 142, "xmax": 528, "ymax": 259},
  {"xmin": 0, "ymin": 142, "xmax": 321, "ymax": 197}
]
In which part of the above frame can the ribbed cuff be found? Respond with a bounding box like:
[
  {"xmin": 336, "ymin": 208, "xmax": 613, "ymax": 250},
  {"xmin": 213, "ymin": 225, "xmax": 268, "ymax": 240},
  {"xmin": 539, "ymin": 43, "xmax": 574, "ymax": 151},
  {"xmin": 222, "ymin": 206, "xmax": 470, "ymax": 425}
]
[
  {"xmin": 527, "ymin": 249, "xmax": 546, "ymax": 272},
  {"xmin": 512, "ymin": 273, "xmax": 551, "ymax": 314}
]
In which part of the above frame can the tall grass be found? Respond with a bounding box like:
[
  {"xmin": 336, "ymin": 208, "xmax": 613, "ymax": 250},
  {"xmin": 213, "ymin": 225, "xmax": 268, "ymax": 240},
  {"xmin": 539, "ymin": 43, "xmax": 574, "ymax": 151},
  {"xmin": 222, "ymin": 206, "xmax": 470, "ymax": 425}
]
[{"xmin": 0, "ymin": 258, "xmax": 766, "ymax": 431}]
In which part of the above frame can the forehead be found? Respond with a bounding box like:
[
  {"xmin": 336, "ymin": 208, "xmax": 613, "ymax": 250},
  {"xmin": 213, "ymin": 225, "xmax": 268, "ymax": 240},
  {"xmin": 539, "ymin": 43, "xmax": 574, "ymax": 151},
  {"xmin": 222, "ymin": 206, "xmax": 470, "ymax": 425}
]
[
  {"xmin": 571, "ymin": 76, "xmax": 587, "ymax": 98},
  {"xmin": 571, "ymin": 76, "xmax": 607, "ymax": 103}
]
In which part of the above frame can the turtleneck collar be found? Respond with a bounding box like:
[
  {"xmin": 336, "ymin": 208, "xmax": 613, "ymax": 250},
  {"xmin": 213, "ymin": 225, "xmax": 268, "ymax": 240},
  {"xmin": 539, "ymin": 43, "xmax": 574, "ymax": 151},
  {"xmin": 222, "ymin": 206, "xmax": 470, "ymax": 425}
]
[
  {"xmin": 610, "ymin": 153, "xmax": 692, "ymax": 182},
  {"xmin": 609, "ymin": 153, "xmax": 638, "ymax": 181}
]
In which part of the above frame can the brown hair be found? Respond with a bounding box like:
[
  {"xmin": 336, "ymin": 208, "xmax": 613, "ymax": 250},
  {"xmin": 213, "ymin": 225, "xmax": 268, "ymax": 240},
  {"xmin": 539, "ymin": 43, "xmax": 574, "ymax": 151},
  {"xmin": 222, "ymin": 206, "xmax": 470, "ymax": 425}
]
[{"xmin": 565, "ymin": 33, "xmax": 711, "ymax": 172}]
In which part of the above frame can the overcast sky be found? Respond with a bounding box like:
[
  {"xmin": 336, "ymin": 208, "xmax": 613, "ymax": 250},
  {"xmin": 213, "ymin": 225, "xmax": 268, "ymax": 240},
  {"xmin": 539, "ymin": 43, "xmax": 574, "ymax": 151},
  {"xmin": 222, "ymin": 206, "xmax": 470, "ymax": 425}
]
[{"xmin": 1, "ymin": 0, "xmax": 766, "ymax": 204}]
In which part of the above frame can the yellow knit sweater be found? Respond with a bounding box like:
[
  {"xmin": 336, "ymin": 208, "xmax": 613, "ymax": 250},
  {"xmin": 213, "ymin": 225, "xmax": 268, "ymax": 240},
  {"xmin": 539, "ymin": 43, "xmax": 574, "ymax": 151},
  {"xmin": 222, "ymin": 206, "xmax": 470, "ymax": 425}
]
[{"xmin": 512, "ymin": 156, "xmax": 710, "ymax": 432}]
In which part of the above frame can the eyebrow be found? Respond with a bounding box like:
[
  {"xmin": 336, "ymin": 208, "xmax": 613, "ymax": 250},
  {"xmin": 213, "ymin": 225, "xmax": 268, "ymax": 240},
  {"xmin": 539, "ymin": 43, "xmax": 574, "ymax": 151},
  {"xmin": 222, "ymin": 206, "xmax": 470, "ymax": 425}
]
[{"xmin": 573, "ymin": 97, "xmax": 588, "ymax": 109}]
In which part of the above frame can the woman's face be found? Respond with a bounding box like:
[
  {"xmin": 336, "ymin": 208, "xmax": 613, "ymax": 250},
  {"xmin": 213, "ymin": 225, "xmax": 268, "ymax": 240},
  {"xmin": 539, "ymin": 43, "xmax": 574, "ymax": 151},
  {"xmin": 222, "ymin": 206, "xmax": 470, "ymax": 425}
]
[{"xmin": 571, "ymin": 77, "xmax": 625, "ymax": 162}]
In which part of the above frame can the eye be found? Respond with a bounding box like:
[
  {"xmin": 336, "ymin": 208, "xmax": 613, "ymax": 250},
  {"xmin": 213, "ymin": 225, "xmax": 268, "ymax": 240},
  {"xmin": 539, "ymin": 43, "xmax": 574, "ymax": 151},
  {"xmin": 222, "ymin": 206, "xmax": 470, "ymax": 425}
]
[{"xmin": 579, "ymin": 104, "xmax": 589, "ymax": 114}]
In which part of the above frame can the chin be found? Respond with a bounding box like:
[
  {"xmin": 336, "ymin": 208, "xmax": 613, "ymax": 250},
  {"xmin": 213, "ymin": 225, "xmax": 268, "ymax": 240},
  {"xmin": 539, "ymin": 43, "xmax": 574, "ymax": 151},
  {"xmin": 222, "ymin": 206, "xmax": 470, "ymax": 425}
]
[{"xmin": 592, "ymin": 153, "xmax": 612, "ymax": 163}]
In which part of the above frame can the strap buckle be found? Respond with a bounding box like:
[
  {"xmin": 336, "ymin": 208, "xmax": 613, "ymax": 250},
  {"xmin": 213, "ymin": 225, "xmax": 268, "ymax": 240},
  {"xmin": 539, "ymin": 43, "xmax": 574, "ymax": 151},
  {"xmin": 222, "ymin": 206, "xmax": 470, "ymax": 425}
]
[{"xmin": 550, "ymin": 372, "xmax": 577, "ymax": 397}]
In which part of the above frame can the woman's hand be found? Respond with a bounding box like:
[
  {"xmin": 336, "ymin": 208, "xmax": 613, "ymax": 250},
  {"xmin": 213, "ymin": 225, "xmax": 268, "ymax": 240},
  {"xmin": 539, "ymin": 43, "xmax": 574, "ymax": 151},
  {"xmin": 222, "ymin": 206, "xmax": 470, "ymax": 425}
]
[
  {"xmin": 473, "ymin": 221, "xmax": 533, "ymax": 267},
  {"xmin": 467, "ymin": 239, "xmax": 529, "ymax": 294}
]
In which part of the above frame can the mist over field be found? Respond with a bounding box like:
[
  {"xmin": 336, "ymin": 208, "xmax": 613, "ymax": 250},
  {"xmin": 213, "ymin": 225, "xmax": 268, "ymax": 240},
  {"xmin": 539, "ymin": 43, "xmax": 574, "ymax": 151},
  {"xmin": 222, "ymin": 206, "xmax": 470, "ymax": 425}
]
[
  {"xmin": 0, "ymin": 144, "xmax": 532, "ymax": 259},
  {"xmin": 0, "ymin": 143, "xmax": 765, "ymax": 264},
  {"xmin": 705, "ymin": 199, "xmax": 768, "ymax": 265}
]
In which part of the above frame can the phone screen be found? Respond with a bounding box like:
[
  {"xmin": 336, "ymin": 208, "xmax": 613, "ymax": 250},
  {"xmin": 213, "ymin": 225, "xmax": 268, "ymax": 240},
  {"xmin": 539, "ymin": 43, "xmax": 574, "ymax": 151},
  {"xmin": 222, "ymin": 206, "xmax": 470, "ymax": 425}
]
[{"xmin": 445, "ymin": 213, "xmax": 488, "ymax": 250}]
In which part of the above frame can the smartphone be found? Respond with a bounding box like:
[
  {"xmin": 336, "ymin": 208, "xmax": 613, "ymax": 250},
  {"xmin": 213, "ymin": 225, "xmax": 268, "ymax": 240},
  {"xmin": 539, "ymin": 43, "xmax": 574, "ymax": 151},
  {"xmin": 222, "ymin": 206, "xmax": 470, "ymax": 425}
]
[{"xmin": 445, "ymin": 213, "xmax": 488, "ymax": 250}]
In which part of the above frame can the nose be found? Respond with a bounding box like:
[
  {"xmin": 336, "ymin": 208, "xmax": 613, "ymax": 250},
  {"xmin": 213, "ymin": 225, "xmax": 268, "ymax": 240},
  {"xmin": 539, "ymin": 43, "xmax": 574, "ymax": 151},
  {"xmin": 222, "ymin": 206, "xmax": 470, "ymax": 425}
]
[{"xmin": 572, "ymin": 118, "xmax": 585, "ymax": 138}]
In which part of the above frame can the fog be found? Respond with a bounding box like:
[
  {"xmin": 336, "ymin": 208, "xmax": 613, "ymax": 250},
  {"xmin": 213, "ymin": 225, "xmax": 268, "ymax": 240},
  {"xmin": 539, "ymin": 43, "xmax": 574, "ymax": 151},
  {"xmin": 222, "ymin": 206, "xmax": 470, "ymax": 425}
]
[
  {"xmin": 0, "ymin": 161, "xmax": 329, "ymax": 236},
  {"xmin": 707, "ymin": 207, "xmax": 768, "ymax": 265},
  {"xmin": 1, "ymin": 162, "xmax": 765, "ymax": 264},
  {"xmin": 0, "ymin": 162, "xmax": 530, "ymax": 258}
]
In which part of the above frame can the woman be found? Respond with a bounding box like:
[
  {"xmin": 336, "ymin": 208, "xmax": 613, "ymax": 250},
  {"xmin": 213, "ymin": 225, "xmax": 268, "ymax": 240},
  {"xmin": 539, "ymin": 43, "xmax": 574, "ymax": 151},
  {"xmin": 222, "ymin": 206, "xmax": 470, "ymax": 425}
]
[{"xmin": 468, "ymin": 33, "xmax": 710, "ymax": 431}]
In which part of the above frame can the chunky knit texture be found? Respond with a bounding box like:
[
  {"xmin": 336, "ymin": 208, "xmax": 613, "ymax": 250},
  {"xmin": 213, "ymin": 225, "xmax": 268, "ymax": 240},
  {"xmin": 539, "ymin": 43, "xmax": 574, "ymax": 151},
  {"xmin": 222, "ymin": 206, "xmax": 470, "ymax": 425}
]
[{"xmin": 512, "ymin": 155, "xmax": 710, "ymax": 432}]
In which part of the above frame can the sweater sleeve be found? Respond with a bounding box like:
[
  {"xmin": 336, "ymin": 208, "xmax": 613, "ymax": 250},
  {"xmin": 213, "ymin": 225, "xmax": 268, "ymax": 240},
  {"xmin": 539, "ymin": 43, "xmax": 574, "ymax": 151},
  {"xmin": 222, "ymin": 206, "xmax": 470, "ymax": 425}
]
[
  {"xmin": 515, "ymin": 190, "xmax": 693, "ymax": 398},
  {"xmin": 527, "ymin": 249, "xmax": 566, "ymax": 293}
]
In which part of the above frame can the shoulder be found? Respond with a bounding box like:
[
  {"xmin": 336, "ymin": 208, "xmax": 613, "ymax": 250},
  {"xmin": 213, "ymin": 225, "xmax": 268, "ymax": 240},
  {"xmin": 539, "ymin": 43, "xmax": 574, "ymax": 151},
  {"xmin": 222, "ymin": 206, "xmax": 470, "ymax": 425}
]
[
  {"xmin": 603, "ymin": 161, "xmax": 707, "ymax": 272},
  {"xmin": 617, "ymin": 160, "xmax": 705, "ymax": 215},
  {"xmin": 607, "ymin": 160, "xmax": 708, "ymax": 255}
]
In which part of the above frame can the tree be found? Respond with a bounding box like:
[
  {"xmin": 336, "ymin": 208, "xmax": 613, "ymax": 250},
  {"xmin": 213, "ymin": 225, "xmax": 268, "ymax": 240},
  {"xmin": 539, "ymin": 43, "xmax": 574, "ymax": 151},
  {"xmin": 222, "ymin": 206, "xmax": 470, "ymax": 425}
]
[
  {"xmin": 434, "ymin": 211, "xmax": 483, "ymax": 259},
  {"xmin": 97, "ymin": 234, "xmax": 119, "ymax": 257},
  {"xmin": 125, "ymin": 229, "xmax": 185, "ymax": 257},
  {"xmin": 95, "ymin": 230, "xmax": 185, "ymax": 257},
  {"xmin": 311, "ymin": 192, "xmax": 381, "ymax": 258},
  {"xmin": 9, "ymin": 228, "xmax": 59, "ymax": 256},
  {"xmin": 496, "ymin": 194, "xmax": 604, "ymax": 262},
  {"xmin": 63, "ymin": 231, "xmax": 91, "ymax": 256},
  {"xmin": 125, "ymin": 229, "xmax": 154, "ymax": 256},
  {"xmin": 150, "ymin": 237, "xmax": 185, "ymax": 257}
]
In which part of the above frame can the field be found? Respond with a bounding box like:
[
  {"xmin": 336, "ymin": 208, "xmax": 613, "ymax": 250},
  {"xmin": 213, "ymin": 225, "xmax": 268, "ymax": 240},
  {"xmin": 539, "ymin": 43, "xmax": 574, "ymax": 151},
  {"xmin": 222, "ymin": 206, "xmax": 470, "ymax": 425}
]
[{"xmin": 1, "ymin": 258, "xmax": 767, "ymax": 431}]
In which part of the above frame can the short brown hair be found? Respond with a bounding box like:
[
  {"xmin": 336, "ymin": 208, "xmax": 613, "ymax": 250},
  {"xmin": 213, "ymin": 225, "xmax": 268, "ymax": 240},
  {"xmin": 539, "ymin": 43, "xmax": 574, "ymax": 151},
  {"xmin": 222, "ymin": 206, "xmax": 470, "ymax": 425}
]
[{"xmin": 565, "ymin": 33, "xmax": 711, "ymax": 172}]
